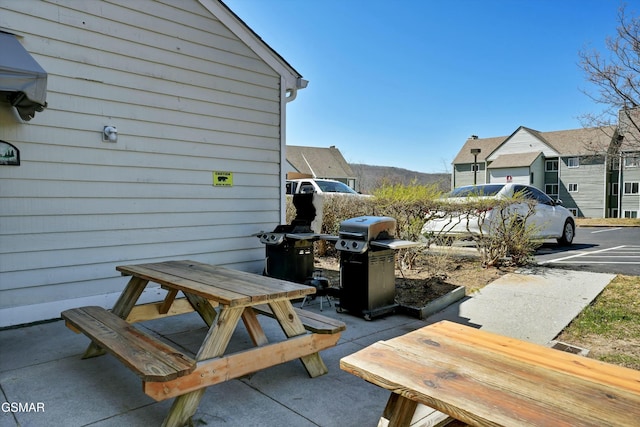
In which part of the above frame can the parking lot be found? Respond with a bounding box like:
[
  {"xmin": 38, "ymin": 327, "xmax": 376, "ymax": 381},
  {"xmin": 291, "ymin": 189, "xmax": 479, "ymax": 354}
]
[{"xmin": 536, "ymin": 227, "xmax": 640, "ymax": 276}]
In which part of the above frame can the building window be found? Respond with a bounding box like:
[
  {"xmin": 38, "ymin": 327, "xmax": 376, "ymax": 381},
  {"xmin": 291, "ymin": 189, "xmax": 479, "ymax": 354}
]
[
  {"xmin": 609, "ymin": 208, "xmax": 619, "ymax": 218},
  {"xmin": 545, "ymin": 184, "xmax": 558, "ymax": 196},
  {"xmin": 624, "ymin": 210, "xmax": 638, "ymax": 218},
  {"xmin": 624, "ymin": 153, "xmax": 639, "ymax": 168},
  {"xmin": 611, "ymin": 182, "xmax": 619, "ymax": 195},
  {"xmin": 624, "ymin": 182, "xmax": 639, "ymax": 195},
  {"xmin": 567, "ymin": 157, "xmax": 580, "ymax": 168},
  {"xmin": 568, "ymin": 208, "xmax": 578, "ymax": 217},
  {"xmin": 568, "ymin": 183, "xmax": 578, "ymax": 192},
  {"xmin": 545, "ymin": 160, "xmax": 558, "ymax": 171},
  {"xmin": 530, "ymin": 172, "xmax": 534, "ymax": 184}
]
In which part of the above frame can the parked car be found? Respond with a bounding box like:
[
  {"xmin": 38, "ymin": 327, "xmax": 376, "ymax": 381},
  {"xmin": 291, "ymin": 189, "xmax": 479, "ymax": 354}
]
[
  {"xmin": 422, "ymin": 183, "xmax": 575, "ymax": 245},
  {"xmin": 286, "ymin": 179, "xmax": 363, "ymax": 196}
]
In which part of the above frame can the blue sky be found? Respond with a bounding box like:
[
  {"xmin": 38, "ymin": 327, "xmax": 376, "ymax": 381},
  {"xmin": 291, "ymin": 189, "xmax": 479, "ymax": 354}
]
[{"xmin": 224, "ymin": 0, "xmax": 630, "ymax": 173}]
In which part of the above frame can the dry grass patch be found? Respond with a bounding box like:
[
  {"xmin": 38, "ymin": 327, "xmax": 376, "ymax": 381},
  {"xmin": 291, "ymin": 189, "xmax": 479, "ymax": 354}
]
[
  {"xmin": 576, "ymin": 218, "xmax": 640, "ymax": 227},
  {"xmin": 556, "ymin": 275, "xmax": 640, "ymax": 370}
]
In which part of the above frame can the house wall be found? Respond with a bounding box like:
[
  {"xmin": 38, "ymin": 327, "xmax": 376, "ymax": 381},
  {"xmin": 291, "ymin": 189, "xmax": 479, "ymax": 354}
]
[
  {"xmin": 453, "ymin": 163, "xmax": 486, "ymax": 187},
  {"xmin": 620, "ymin": 163, "xmax": 640, "ymax": 217},
  {"xmin": 486, "ymin": 129, "xmax": 558, "ymax": 160},
  {"xmin": 530, "ymin": 155, "xmax": 545, "ymax": 190},
  {"xmin": 558, "ymin": 156, "xmax": 607, "ymax": 218},
  {"xmin": 0, "ymin": 0, "xmax": 286, "ymax": 326},
  {"xmin": 489, "ymin": 167, "xmax": 529, "ymax": 184}
]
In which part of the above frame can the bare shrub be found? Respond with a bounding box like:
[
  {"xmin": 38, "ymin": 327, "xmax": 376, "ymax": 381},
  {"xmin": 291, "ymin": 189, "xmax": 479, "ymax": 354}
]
[
  {"xmin": 423, "ymin": 192, "xmax": 540, "ymax": 267},
  {"xmin": 286, "ymin": 183, "xmax": 540, "ymax": 269},
  {"xmin": 473, "ymin": 198, "xmax": 540, "ymax": 267}
]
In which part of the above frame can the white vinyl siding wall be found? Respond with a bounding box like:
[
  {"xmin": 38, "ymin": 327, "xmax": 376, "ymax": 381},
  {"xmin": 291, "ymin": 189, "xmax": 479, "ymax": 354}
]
[
  {"xmin": 489, "ymin": 167, "xmax": 529, "ymax": 184},
  {"xmin": 486, "ymin": 129, "xmax": 559, "ymax": 160},
  {"xmin": 0, "ymin": 0, "xmax": 286, "ymax": 326}
]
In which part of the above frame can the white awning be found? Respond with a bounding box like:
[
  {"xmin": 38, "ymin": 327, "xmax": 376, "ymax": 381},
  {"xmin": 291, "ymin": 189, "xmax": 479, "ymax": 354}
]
[{"xmin": 0, "ymin": 32, "xmax": 48, "ymax": 121}]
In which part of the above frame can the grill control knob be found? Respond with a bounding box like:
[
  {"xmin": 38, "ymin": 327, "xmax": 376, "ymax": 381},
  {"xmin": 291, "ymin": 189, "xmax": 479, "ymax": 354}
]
[
  {"xmin": 340, "ymin": 240, "xmax": 346, "ymax": 247},
  {"xmin": 351, "ymin": 241, "xmax": 358, "ymax": 249},
  {"xmin": 270, "ymin": 234, "xmax": 276, "ymax": 240}
]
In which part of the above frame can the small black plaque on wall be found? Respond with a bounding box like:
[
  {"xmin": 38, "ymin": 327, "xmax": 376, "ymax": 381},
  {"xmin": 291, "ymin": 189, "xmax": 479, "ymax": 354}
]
[{"xmin": 0, "ymin": 140, "xmax": 20, "ymax": 166}]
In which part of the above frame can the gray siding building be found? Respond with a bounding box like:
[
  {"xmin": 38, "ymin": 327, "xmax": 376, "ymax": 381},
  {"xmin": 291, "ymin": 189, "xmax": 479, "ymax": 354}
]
[{"xmin": 451, "ymin": 124, "xmax": 640, "ymax": 219}]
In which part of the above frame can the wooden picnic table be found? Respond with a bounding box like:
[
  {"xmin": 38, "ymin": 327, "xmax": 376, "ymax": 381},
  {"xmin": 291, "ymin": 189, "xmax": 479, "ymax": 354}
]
[
  {"xmin": 340, "ymin": 320, "xmax": 640, "ymax": 427},
  {"xmin": 62, "ymin": 260, "xmax": 345, "ymax": 427}
]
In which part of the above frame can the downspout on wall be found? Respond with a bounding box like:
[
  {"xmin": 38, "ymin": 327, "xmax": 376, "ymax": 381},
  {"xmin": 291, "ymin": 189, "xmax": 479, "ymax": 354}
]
[{"xmin": 280, "ymin": 77, "xmax": 309, "ymax": 222}]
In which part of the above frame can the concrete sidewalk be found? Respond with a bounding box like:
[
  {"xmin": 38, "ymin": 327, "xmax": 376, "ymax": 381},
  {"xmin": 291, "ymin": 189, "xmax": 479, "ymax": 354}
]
[{"xmin": 0, "ymin": 267, "xmax": 615, "ymax": 427}]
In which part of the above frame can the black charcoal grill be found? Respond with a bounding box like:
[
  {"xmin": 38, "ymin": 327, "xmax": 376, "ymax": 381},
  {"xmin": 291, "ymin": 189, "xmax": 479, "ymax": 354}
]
[
  {"xmin": 333, "ymin": 216, "xmax": 419, "ymax": 320},
  {"xmin": 256, "ymin": 194, "xmax": 322, "ymax": 283}
]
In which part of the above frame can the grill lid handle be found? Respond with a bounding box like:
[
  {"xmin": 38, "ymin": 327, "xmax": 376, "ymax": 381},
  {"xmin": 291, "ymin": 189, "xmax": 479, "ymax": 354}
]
[{"xmin": 339, "ymin": 231, "xmax": 365, "ymax": 239}]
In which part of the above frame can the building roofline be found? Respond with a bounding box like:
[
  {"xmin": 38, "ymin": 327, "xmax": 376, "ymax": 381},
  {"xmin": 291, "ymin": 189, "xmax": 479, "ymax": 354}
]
[{"xmin": 198, "ymin": 0, "xmax": 305, "ymax": 91}]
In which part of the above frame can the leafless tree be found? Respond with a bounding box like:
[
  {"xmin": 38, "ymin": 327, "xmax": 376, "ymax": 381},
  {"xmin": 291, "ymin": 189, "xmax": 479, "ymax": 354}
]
[{"xmin": 579, "ymin": 4, "xmax": 640, "ymax": 150}]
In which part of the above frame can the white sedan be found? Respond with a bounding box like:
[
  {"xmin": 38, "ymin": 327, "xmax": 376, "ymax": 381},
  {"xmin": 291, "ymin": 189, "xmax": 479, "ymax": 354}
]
[{"xmin": 422, "ymin": 183, "xmax": 575, "ymax": 245}]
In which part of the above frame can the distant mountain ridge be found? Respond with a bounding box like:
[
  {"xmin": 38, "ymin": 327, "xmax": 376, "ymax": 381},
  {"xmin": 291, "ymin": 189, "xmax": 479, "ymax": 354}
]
[{"xmin": 350, "ymin": 163, "xmax": 451, "ymax": 194}]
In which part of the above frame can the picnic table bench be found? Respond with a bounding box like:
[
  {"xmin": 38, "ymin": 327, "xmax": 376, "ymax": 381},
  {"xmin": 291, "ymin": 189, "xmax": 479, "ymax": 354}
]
[
  {"xmin": 340, "ymin": 320, "xmax": 640, "ymax": 427},
  {"xmin": 62, "ymin": 260, "xmax": 345, "ymax": 427}
]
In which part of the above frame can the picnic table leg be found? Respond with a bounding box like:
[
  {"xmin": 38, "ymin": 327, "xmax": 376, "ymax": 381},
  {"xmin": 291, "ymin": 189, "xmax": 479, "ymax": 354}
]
[
  {"xmin": 242, "ymin": 307, "xmax": 269, "ymax": 346},
  {"xmin": 268, "ymin": 300, "xmax": 329, "ymax": 377},
  {"xmin": 82, "ymin": 276, "xmax": 149, "ymax": 359},
  {"xmin": 162, "ymin": 306, "xmax": 245, "ymax": 427},
  {"xmin": 183, "ymin": 292, "xmax": 218, "ymax": 327},
  {"xmin": 382, "ymin": 393, "xmax": 418, "ymax": 427}
]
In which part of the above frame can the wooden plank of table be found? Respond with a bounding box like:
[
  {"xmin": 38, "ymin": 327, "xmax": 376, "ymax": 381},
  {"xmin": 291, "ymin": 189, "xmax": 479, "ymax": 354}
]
[
  {"xmin": 241, "ymin": 307, "xmax": 269, "ymax": 347},
  {"xmin": 83, "ymin": 275, "xmax": 150, "ymax": 359},
  {"xmin": 162, "ymin": 305, "xmax": 246, "ymax": 427},
  {"xmin": 126, "ymin": 298, "xmax": 195, "ymax": 323},
  {"xmin": 382, "ymin": 393, "xmax": 418, "ymax": 427},
  {"xmin": 269, "ymin": 300, "xmax": 329, "ymax": 378},
  {"xmin": 63, "ymin": 306, "xmax": 195, "ymax": 382},
  {"xmin": 182, "ymin": 293, "xmax": 219, "ymax": 327},
  {"xmin": 144, "ymin": 332, "xmax": 341, "ymax": 401},
  {"xmin": 143, "ymin": 262, "xmax": 273, "ymax": 303},
  {"xmin": 117, "ymin": 264, "xmax": 251, "ymax": 306},
  {"xmin": 166, "ymin": 260, "xmax": 313, "ymax": 298},
  {"xmin": 117, "ymin": 261, "xmax": 315, "ymax": 306},
  {"xmin": 341, "ymin": 321, "xmax": 640, "ymax": 427},
  {"xmin": 425, "ymin": 321, "xmax": 640, "ymax": 393}
]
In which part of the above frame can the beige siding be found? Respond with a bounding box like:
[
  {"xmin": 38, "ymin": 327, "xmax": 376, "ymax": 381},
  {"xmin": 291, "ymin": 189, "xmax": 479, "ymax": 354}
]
[
  {"xmin": 531, "ymin": 155, "xmax": 545, "ymax": 190},
  {"xmin": 489, "ymin": 167, "xmax": 529, "ymax": 184},
  {"xmin": 453, "ymin": 164, "xmax": 486, "ymax": 187},
  {"xmin": 487, "ymin": 129, "xmax": 559, "ymax": 160},
  {"xmin": 0, "ymin": 0, "xmax": 288, "ymax": 325}
]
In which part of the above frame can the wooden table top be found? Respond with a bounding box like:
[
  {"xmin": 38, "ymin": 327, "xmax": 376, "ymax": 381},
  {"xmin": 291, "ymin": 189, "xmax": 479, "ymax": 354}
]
[
  {"xmin": 116, "ymin": 260, "xmax": 315, "ymax": 307},
  {"xmin": 340, "ymin": 320, "xmax": 640, "ymax": 427}
]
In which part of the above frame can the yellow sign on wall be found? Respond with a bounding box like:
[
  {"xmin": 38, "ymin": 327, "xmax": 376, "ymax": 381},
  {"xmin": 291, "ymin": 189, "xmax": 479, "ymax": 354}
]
[{"xmin": 213, "ymin": 171, "xmax": 233, "ymax": 186}]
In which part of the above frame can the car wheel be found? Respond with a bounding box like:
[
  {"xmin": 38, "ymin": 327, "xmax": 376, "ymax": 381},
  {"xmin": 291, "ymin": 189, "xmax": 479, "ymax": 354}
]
[{"xmin": 557, "ymin": 219, "xmax": 575, "ymax": 246}]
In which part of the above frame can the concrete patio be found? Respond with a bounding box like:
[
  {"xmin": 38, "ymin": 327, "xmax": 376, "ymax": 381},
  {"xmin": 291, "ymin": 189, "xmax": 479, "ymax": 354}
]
[{"xmin": 0, "ymin": 266, "xmax": 614, "ymax": 427}]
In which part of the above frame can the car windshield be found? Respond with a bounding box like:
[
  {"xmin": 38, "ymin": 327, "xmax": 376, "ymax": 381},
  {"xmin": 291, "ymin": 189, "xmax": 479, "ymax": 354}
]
[
  {"xmin": 449, "ymin": 184, "xmax": 504, "ymax": 197},
  {"xmin": 315, "ymin": 180, "xmax": 358, "ymax": 194}
]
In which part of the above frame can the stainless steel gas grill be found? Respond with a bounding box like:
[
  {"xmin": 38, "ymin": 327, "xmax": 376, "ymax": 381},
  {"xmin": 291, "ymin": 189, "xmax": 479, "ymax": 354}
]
[
  {"xmin": 256, "ymin": 193, "xmax": 323, "ymax": 284},
  {"xmin": 333, "ymin": 216, "xmax": 419, "ymax": 320}
]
